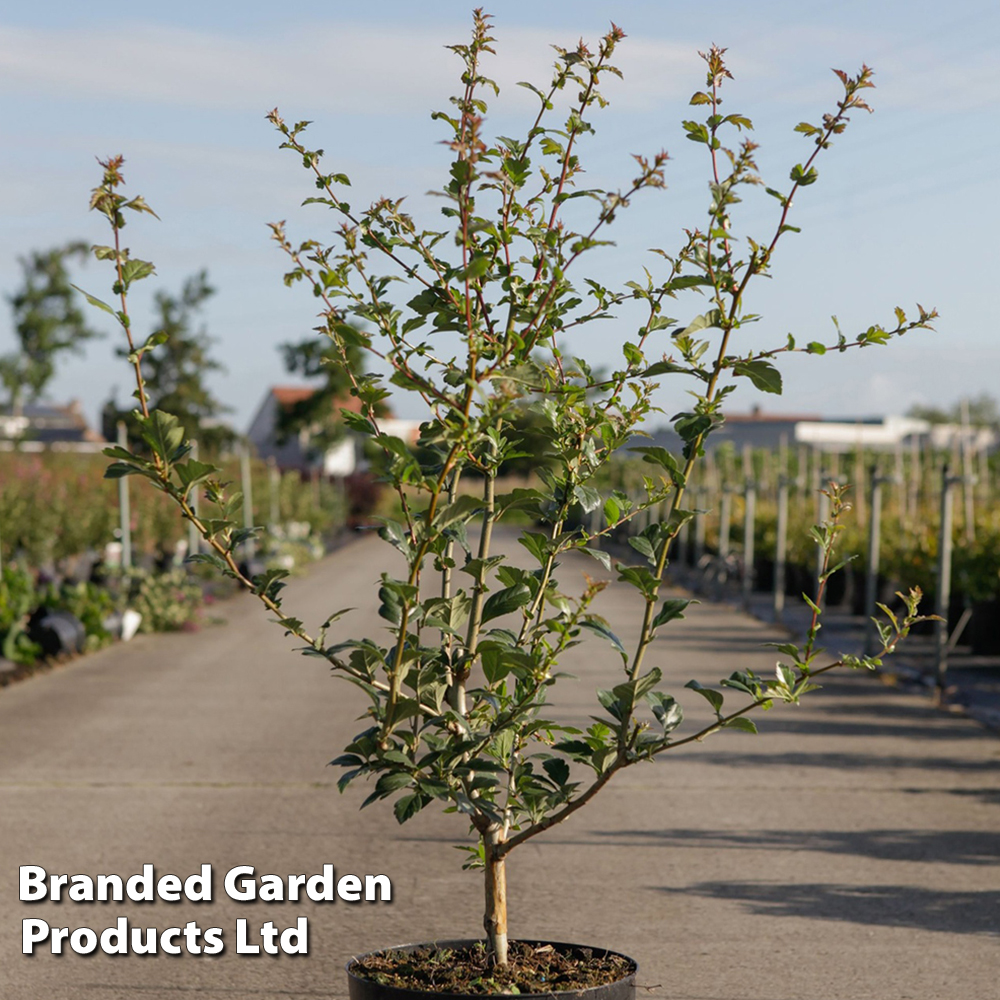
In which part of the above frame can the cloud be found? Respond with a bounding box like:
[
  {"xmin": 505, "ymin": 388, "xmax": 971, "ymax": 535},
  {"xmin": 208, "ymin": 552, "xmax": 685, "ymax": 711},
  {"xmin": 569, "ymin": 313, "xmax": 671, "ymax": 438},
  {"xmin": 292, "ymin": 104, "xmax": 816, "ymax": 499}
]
[{"xmin": 0, "ymin": 20, "xmax": 704, "ymax": 117}]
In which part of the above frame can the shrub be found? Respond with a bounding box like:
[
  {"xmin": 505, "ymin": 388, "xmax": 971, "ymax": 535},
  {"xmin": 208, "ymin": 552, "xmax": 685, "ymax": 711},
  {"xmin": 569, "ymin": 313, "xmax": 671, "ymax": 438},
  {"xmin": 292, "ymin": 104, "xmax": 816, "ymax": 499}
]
[{"xmin": 86, "ymin": 13, "xmax": 934, "ymax": 972}]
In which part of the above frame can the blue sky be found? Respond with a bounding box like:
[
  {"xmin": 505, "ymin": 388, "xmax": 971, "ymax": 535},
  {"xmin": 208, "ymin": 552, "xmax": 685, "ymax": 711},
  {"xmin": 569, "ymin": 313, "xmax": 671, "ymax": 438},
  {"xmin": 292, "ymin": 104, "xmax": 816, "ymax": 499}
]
[{"xmin": 2, "ymin": 1, "xmax": 998, "ymax": 433}]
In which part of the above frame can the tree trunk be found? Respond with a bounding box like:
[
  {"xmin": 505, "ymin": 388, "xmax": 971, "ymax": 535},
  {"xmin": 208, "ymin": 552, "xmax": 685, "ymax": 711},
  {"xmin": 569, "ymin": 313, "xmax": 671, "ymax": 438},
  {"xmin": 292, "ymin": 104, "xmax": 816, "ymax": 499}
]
[{"xmin": 483, "ymin": 826, "xmax": 508, "ymax": 967}]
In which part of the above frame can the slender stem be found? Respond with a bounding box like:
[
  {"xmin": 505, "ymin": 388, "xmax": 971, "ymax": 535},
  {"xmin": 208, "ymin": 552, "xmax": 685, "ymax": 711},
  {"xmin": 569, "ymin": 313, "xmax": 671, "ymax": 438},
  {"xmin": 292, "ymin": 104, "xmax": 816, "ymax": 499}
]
[{"xmin": 463, "ymin": 472, "xmax": 496, "ymax": 662}]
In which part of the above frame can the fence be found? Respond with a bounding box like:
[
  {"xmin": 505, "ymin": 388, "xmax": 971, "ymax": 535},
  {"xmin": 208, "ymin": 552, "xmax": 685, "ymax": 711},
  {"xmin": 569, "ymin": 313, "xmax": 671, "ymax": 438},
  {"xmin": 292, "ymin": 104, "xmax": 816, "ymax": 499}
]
[{"xmin": 603, "ymin": 437, "xmax": 1000, "ymax": 691}]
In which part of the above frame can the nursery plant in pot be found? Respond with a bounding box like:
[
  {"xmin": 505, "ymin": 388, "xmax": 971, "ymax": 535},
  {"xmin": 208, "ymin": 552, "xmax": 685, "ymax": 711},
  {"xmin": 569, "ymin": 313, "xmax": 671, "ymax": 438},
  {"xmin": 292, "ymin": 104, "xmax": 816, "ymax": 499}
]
[{"xmin": 85, "ymin": 12, "xmax": 935, "ymax": 995}]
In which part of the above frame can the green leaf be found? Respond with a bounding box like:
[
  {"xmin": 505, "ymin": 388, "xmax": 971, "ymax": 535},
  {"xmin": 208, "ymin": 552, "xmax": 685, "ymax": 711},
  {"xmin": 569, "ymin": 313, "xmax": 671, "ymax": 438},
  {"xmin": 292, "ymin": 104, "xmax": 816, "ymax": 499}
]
[
  {"xmin": 685, "ymin": 679, "xmax": 724, "ymax": 715},
  {"xmin": 629, "ymin": 446, "xmax": 684, "ymax": 486},
  {"xmin": 579, "ymin": 617, "xmax": 627, "ymax": 661},
  {"xmin": 642, "ymin": 360, "xmax": 702, "ymax": 379},
  {"xmin": 646, "ymin": 691, "xmax": 684, "ymax": 733},
  {"xmin": 175, "ymin": 459, "xmax": 218, "ymax": 493},
  {"xmin": 612, "ymin": 668, "xmax": 662, "ymax": 717},
  {"xmin": 378, "ymin": 584, "xmax": 405, "ymax": 625},
  {"xmin": 104, "ymin": 462, "xmax": 146, "ymax": 479},
  {"xmin": 251, "ymin": 568, "xmax": 290, "ymax": 603},
  {"xmin": 542, "ymin": 757, "xmax": 570, "ymax": 786},
  {"xmin": 481, "ymin": 583, "xmax": 532, "ymax": 623},
  {"xmin": 187, "ymin": 552, "xmax": 229, "ymax": 573},
  {"xmin": 581, "ymin": 546, "xmax": 612, "ymax": 572},
  {"xmin": 435, "ymin": 494, "xmax": 485, "ymax": 530},
  {"xmin": 120, "ymin": 258, "xmax": 156, "ymax": 287},
  {"xmin": 574, "ymin": 484, "xmax": 602, "ymax": 514},
  {"xmin": 652, "ymin": 599, "xmax": 694, "ymax": 630},
  {"xmin": 126, "ymin": 330, "xmax": 169, "ymax": 364},
  {"xmin": 137, "ymin": 410, "xmax": 185, "ymax": 462},
  {"xmin": 517, "ymin": 532, "xmax": 551, "ymax": 566},
  {"xmin": 723, "ymin": 717, "xmax": 758, "ymax": 734},
  {"xmin": 732, "ymin": 359, "xmax": 783, "ymax": 395},
  {"xmin": 628, "ymin": 535, "xmax": 655, "ymax": 562},
  {"xmin": 373, "ymin": 771, "xmax": 413, "ymax": 798},
  {"xmin": 790, "ymin": 163, "xmax": 819, "ymax": 186},
  {"xmin": 616, "ymin": 564, "xmax": 659, "ymax": 600},
  {"xmin": 679, "ymin": 310, "xmax": 722, "ymax": 337},
  {"xmin": 72, "ymin": 286, "xmax": 116, "ymax": 316}
]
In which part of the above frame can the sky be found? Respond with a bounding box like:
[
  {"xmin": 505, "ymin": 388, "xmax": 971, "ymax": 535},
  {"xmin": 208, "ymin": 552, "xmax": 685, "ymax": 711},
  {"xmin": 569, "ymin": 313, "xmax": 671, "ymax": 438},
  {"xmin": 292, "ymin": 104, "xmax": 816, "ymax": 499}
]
[{"xmin": 2, "ymin": 0, "xmax": 998, "ymax": 436}]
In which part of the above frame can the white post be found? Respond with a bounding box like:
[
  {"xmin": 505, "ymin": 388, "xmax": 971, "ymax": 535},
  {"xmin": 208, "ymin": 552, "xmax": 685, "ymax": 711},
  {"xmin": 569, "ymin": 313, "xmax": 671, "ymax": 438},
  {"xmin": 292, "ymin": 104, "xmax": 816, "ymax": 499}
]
[
  {"xmin": 240, "ymin": 443, "xmax": 256, "ymax": 561},
  {"xmin": 188, "ymin": 440, "xmax": 200, "ymax": 557},
  {"xmin": 117, "ymin": 422, "xmax": 132, "ymax": 568}
]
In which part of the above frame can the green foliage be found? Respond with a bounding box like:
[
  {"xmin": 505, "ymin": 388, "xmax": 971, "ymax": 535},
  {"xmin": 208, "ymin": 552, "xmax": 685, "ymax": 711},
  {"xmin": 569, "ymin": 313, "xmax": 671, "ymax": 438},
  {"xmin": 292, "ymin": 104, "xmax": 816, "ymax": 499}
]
[
  {"xmin": 907, "ymin": 393, "xmax": 999, "ymax": 429},
  {"xmin": 88, "ymin": 16, "xmax": 935, "ymax": 966},
  {"xmin": 123, "ymin": 567, "xmax": 204, "ymax": 633},
  {"xmin": 0, "ymin": 565, "xmax": 41, "ymax": 664},
  {"xmin": 106, "ymin": 270, "xmax": 234, "ymax": 454}
]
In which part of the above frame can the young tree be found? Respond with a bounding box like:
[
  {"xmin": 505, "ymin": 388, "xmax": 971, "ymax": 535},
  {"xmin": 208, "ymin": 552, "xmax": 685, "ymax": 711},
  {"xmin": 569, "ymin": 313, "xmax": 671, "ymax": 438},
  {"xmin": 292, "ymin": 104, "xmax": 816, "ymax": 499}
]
[
  {"xmin": 1, "ymin": 242, "xmax": 100, "ymax": 414},
  {"xmin": 89, "ymin": 15, "xmax": 935, "ymax": 979}
]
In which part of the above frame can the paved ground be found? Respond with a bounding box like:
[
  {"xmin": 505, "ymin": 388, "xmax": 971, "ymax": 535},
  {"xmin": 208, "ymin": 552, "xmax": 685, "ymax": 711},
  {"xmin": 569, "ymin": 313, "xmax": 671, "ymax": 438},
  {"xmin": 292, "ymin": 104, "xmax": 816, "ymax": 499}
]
[
  {"xmin": 2, "ymin": 530, "xmax": 998, "ymax": 999},
  {"xmin": 670, "ymin": 559, "xmax": 1000, "ymax": 733}
]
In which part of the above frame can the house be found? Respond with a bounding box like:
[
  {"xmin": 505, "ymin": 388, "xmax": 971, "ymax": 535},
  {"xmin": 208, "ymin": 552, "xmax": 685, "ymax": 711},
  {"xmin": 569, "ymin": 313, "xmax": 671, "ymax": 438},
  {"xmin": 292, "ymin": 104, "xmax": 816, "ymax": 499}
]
[
  {"xmin": 246, "ymin": 386, "xmax": 421, "ymax": 475},
  {"xmin": 0, "ymin": 400, "xmax": 104, "ymax": 452},
  {"xmin": 628, "ymin": 409, "xmax": 997, "ymax": 459}
]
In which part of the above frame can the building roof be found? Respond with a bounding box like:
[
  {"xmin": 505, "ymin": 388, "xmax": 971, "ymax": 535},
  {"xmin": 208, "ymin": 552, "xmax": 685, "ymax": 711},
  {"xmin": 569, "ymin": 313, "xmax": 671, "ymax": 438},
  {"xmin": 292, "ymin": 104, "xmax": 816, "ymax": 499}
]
[{"xmin": 0, "ymin": 399, "xmax": 103, "ymax": 443}]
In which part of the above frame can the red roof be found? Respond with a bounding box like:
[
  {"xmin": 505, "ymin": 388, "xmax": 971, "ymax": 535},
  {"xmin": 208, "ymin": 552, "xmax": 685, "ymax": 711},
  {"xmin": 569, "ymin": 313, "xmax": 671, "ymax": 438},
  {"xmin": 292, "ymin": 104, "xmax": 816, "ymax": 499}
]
[{"xmin": 270, "ymin": 386, "xmax": 364, "ymax": 414}]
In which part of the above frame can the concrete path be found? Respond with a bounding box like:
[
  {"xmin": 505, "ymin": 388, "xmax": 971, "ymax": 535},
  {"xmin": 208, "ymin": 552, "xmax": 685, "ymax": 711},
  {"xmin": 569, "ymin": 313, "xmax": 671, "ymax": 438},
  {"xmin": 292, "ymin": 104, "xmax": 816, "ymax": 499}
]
[{"xmin": 2, "ymin": 531, "xmax": 997, "ymax": 999}]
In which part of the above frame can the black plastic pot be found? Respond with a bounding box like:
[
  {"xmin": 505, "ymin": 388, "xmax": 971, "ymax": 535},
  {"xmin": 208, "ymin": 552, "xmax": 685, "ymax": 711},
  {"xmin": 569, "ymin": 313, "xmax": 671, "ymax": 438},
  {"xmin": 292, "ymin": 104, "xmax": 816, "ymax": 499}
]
[
  {"xmin": 968, "ymin": 599, "xmax": 1000, "ymax": 655},
  {"xmin": 27, "ymin": 609, "xmax": 86, "ymax": 657},
  {"xmin": 347, "ymin": 940, "xmax": 637, "ymax": 1000}
]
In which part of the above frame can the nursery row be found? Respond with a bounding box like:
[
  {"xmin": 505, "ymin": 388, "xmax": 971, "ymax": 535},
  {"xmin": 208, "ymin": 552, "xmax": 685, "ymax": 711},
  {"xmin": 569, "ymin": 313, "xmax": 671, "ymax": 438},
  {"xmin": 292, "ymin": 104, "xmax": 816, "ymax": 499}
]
[
  {"xmin": 0, "ymin": 450, "xmax": 351, "ymax": 570},
  {"xmin": 602, "ymin": 442, "xmax": 1000, "ymax": 658},
  {"xmin": 0, "ymin": 448, "xmax": 379, "ymax": 676}
]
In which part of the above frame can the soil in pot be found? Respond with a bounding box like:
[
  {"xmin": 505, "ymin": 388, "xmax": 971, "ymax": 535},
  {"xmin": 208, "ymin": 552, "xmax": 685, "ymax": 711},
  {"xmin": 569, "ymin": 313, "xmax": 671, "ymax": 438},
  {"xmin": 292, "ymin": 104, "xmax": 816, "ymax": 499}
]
[{"xmin": 349, "ymin": 939, "xmax": 636, "ymax": 997}]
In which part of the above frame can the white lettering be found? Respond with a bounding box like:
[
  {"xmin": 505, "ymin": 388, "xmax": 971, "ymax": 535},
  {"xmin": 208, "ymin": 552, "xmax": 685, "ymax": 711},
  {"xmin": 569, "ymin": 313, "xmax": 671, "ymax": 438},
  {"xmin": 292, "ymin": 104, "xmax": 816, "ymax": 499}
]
[
  {"xmin": 68, "ymin": 875, "xmax": 94, "ymax": 902},
  {"xmin": 97, "ymin": 873, "xmax": 124, "ymax": 901},
  {"xmin": 184, "ymin": 865, "xmax": 212, "ymax": 901},
  {"xmin": 281, "ymin": 917, "xmax": 308, "ymax": 954},
  {"xmin": 202, "ymin": 926, "xmax": 224, "ymax": 955},
  {"xmin": 100, "ymin": 917, "xmax": 128, "ymax": 955},
  {"xmin": 287, "ymin": 874, "xmax": 307, "ymax": 900},
  {"xmin": 22, "ymin": 918, "xmax": 49, "ymax": 954},
  {"xmin": 127, "ymin": 864, "xmax": 154, "ymax": 902},
  {"xmin": 236, "ymin": 917, "xmax": 259, "ymax": 954},
  {"xmin": 259, "ymin": 874, "xmax": 283, "ymax": 901},
  {"xmin": 225, "ymin": 866, "xmax": 256, "ymax": 902},
  {"xmin": 156, "ymin": 873, "xmax": 182, "ymax": 901},
  {"xmin": 337, "ymin": 874, "xmax": 362, "ymax": 901},
  {"xmin": 131, "ymin": 926, "xmax": 156, "ymax": 954},
  {"xmin": 70, "ymin": 927, "xmax": 98, "ymax": 955},
  {"xmin": 159, "ymin": 927, "xmax": 182, "ymax": 955},
  {"xmin": 19, "ymin": 866, "xmax": 47, "ymax": 902},
  {"xmin": 366, "ymin": 874, "xmax": 391, "ymax": 901},
  {"xmin": 307, "ymin": 865, "xmax": 335, "ymax": 901}
]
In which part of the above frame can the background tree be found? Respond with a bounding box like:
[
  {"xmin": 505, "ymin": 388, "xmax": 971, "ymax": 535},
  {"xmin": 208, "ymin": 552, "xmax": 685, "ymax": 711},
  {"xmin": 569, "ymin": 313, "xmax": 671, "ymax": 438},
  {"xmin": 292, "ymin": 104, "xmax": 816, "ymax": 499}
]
[
  {"xmin": 1, "ymin": 242, "xmax": 100, "ymax": 415},
  {"xmin": 108, "ymin": 270, "xmax": 234, "ymax": 453},
  {"xmin": 277, "ymin": 334, "xmax": 390, "ymax": 461},
  {"xmin": 908, "ymin": 393, "xmax": 999, "ymax": 429}
]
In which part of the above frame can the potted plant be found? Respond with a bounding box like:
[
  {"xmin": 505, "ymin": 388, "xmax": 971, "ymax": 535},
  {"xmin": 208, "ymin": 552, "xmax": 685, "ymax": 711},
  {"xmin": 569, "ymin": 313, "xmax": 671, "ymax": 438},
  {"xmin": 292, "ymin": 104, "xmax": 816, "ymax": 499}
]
[{"xmin": 83, "ymin": 12, "xmax": 934, "ymax": 994}]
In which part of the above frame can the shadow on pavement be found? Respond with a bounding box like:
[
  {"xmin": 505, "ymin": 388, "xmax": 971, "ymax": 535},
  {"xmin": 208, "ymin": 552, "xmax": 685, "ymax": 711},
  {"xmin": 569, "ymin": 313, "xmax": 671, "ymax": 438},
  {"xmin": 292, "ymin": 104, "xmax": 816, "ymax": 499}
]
[
  {"xmin": 599, "ymin": 827, "xmax": 1000, "ymax": 866},
  {"xmin": 658, "ymin": 881, "xmax": 1000, "ymax": 935},
  {"xmin": 689, "ymin": 750, "xmax": 1000, "ymax": 773}
]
